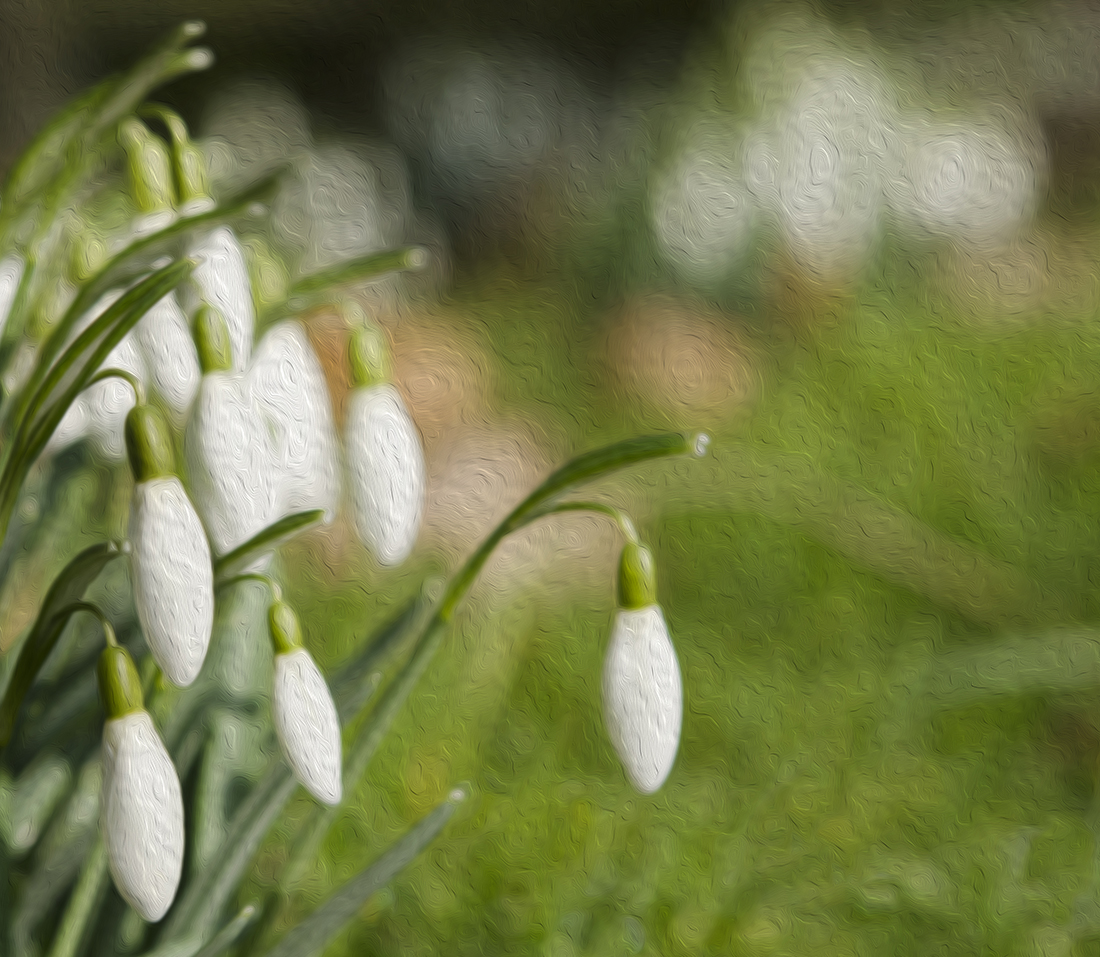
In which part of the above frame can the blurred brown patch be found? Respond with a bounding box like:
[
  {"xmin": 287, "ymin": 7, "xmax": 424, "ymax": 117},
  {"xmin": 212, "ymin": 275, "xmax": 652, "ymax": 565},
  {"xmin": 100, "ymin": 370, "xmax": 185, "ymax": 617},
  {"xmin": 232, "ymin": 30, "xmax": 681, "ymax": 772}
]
[{"xmin": 602, "ymin": 294, "xmax": 759, "ymax": 427}]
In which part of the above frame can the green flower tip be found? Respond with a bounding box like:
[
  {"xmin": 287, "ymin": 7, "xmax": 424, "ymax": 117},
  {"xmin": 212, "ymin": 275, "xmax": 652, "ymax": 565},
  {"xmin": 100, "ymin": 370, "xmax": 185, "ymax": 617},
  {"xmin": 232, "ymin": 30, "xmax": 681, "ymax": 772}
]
[
  {"xmin": 269, "ymin": 600, "xmax": 303, "ymax": 655},
  {"xmin": 618, "ymin": 541, "xmax": 657, "ymax": 610},
  {"xmin": 193, "ymin": 304, "xmax": 232, "ymax": 374},
  {"xmin": 120, "ymin": 118, "xmax": 175, "ymax": 214},
  {"xmin": 97, "ymin": 646, "xmax": 145, "ymax": 718},
  {"xmin": 348, "ymin": 323, "xmax": 391, "ymax": 388},
  {"xmin": 125, "ymin": 404, "xmax": 176, "ymax": 483}
]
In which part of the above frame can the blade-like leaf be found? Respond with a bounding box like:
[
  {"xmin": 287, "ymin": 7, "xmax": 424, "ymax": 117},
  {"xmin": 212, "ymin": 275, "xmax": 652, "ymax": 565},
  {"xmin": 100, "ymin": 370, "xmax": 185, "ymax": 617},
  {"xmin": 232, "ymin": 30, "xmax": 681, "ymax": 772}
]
[
  {"xmin": 262, "ymin": 246, "xmax": 426, "ymax": 322},
  {"xmin": 213, "ymin": 510, "xmax": 325, "ymax": 580},
  {"xmin": 160, "ymin": 764, "xmax": 297, "ymax": 943},
  {"xmin": 138, "ymin": 904, "xmax": 256, "ymax": 957},
  {"xmin": 0, "ymin": 21, "xmax": 208, "ymax": 233},
  {"xmin": 260, "ymin": 789, "xmax": 465, "ymax": 957},
  {"xmin": 331, "ymin": 592, "xmax": 428, "ymax": 723},
  {"xmin": 0, "ymin": 541, "xmax": 122, "ymax": 746},
  {"xmin": 924, "ymin": 629, "xmax": 1100, "ymax": 707},
  {"xmin": 0, "ymin": 261, "xmax": 191, "ymax": 540}
]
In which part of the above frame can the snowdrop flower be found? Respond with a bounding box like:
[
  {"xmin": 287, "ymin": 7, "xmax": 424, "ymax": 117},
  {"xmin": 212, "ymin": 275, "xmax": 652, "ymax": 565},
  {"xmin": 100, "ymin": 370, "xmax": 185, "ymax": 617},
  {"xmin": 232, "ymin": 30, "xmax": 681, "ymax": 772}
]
[
  {"xmin": 652, "ymin": 144, "xmax": 755, "ymax": 286},
  {"xmin": 268, "ymin": 600, "xmax": 342, "ymax": 805},
  {"xmin": 0, "ymin": 254, "xmax": 23, "ymax": 336},
  {"xmin": 97, "ymin": 645, "xmax": 184, "ymax": 922},
  {"xmin": 185, "ymin": 226, "xmax": 255, "ymax": 372},
  {"xmin": 134, "ymin": 292, "xmax": 200, "ymax": 423},
  {"xmin": 344, "ymin": 324, "xmax": 425, "ymax": 565},
  {"xmin": 602, "ymin": 542, "xmax": 682, "ymax": 794},
  {"xmin": 248, "ymin": 321, "xmax": 340, "ymax": 520},
  {"xmin": 126, "ymin": 404, "xmax": 214, "ymax": 687},
  {"xmin": 185, "ymin": 305, "xmax": 278, "ymax": 557}
]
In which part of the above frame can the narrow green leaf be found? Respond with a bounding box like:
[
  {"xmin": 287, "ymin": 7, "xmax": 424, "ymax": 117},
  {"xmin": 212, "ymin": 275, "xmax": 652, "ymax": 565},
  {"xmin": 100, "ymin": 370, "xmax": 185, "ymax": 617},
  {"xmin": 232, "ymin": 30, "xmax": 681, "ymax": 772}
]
[
  {"xmin": 0, "ymin": 261, "xmax": 190, "ymax": 540},
  {"xmin": 160, "ymin": 764, "xmax": 297, "ymax": 943},
  {"xmin": 331, "ymin": 593, "xmax": 428, "ymax": 723},
  {"xmin": 0, "ymin": 541, "xmax": 122, "ymax": 746},
  {"xmin": 262, "ymin": 246, "xmax": 426, "ymax": 321},
  {"xmin": 213, "ymin": 510, "xmax": 325, "ymax": 579},
  {"xmin": 138, "ymin": 904, "xmax": 256, "ymax": 957},
  {"xmin": 924, "ymin": 629, "xmax": 1100, "ymax": 707},
  {"xmin": 191, "ymin": 904, "xmax": 258, "ymax": 957},
  {"xmin": 261, "ymin": 789, "xmax": 465, "ymax": 957},
  {"xmin": 0, "ymin": 20, "xmax": 209, "ymax": 235}
]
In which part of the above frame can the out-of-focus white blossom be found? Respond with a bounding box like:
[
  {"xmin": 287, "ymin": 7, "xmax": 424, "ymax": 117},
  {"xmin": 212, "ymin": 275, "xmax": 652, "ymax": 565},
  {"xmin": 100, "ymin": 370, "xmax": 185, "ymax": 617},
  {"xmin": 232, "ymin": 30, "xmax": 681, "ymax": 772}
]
[
  {"xmin": 130, "ymin": 477, "xmax": 214, "ymax": 687},
  {"xmin": 0, "ymin": 255, "xmax": 24, "ymax": 336},
  {"xmin": 602, "ymin": 604, "xmax": 682, "ymax": 794},
  {"xmin": 345, "ymin": 384, "xmax": 425, "ymax": 566},
  {"xmin": 272, "ymin": 144, "xmax": 410, "ymax": 276},
  {"xmin": 101, "ymin": 711, "xmax": 184, "ymax": 922},
  {"xmin": 134, "ymin": 293, "xmax": 200, "ymax": 423},
  {"xmin": 186, "ymin": 227, "xmax": 254, "ymax": 372},
  {"xmin": 249, "ymin": 322, "xmax": 340, "ymax": 520},
  {"xmin": 185, "ymin": 370, "xmax": 278, "ymax": 557},
  {"xmin": 885, "ymin": 112, "xmax": 1044, "ymax": 247},
  {"xmin": 272, "ymin": 649, "xmax": 342, "ymax": 806},
  {"xmin": 652, "ymin": 142, "xmax": 755, "ymax": 285}
]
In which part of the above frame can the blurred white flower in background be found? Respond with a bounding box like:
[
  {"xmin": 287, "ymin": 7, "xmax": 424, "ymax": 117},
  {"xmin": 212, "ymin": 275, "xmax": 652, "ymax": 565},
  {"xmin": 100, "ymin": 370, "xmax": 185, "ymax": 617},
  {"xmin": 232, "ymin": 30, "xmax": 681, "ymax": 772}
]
[
  {"xmin": 200, "ymin": 77, "xmax": 313, "ymax": 193},
  {"xmin": 249, "ymin": 321, "xmax": 340, "ymax": 521},
  {"xmin": 652, "ymin": 138, "xmax": 756, "ymax": 286},
  {"xmin": 886, "ymin": 111, "xmax": 1046, "ymax": 248},
  {"xmin": 271, "ymin": 142, "xmax": 411, "ymax": 276}
]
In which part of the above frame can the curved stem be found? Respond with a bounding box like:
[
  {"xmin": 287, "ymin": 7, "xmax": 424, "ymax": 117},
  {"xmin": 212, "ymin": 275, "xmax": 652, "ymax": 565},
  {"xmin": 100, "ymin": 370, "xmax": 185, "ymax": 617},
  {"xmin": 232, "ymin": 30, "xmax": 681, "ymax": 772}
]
[
  {"xmin": 85, "ymin": 367, "xmax": 145, "ymax": 406},
  {"xmin": 524, "ymin": 501, "xmax": 640, "ymax": 543},
  {"xmin": 436, "ymin": 432, "xmax": 700, "ymax": 623},
  {"xmin": 216, "ymin": 573, "xmax": 281, "ymax": 601},
  {"xmin": 55, "ymin": 601, "xmax": 117, "ymax": 648}
]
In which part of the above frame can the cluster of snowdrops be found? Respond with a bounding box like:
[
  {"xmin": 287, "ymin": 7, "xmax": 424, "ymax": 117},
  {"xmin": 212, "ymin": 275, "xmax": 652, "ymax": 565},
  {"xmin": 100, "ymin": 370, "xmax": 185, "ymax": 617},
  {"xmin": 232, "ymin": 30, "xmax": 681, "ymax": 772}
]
[{"xmin": 0, "ymin": 23, "xmax": 698, "ymax": 955}]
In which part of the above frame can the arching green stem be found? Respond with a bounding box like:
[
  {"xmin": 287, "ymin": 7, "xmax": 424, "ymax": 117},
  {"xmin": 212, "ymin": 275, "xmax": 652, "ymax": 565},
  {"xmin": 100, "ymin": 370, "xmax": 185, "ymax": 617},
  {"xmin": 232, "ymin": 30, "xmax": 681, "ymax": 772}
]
[{"xmin": 84, "ymin": 367, "xmax": 146, "ymax": 406}]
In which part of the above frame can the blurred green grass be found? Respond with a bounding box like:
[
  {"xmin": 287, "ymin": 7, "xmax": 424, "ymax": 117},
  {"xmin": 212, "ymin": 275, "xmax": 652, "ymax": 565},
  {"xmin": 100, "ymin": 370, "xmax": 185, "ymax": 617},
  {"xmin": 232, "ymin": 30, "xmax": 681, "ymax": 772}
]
[{"xmin": 241, "ymin": 229, "xmax": 1100, "ymax": 956}]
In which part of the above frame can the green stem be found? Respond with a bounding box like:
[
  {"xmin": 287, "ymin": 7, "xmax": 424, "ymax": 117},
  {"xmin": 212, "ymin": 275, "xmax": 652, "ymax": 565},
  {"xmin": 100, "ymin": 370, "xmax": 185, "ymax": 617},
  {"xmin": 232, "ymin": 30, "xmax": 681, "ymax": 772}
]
[
  {"xmin": 263, "ymin": 433, "xmax": 700, "ymax": 934},
  {"xmin": 84, "ymin": 368, "xmax": 145, "ymax": 406},
  {"xmin": 44, "ymin": 835, "xmax": 109, "ymax": 957},
  {"xmin": 54, "ymin": 601, "xmax": 117, "ymax": 648},
  {"xmin": 215, "ymin": 573, "xmax": 282, "ymax": 601},
  {"xmin": 524, "ymin": 501, "xmax": 640, "ymax": 543},
  {"xmin": 436, "ymin": 432, "xmax": 697, "ymax": 623}
]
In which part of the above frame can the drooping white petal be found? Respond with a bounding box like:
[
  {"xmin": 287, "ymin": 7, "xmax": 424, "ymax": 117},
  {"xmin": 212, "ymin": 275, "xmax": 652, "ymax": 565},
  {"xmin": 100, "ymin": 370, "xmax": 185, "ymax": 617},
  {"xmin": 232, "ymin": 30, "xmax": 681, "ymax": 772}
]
[
  {"xmin": 248, "ymin": 321, "xmax": 340, "ymax": 521},
  {"xmin": 101, "ymin": 711, "xmax": 184, "ymax": 922},
  {"xmin": 187, "ymin": 227, "xmax": 254, "ymax": 371},
  {"xmin": 130, "ymin": 477, "xmax": 215, "ymax": 687},
  {"xmin": 134, "ymin": 292, "xmax": 200, "ymax": 422},
  {"xmin": 0, "ymin": 254, "xmax": 24, "ymax": 336},
  {"xmin": 602, "ymin": 604, "xmax": 683, "ymax": 794},
  {"xmin": 345, "ymin": 384, "xmax": 425, "ymax": 566},
  {"xmin": 272, "ymin": 649, "xmax": 342, "ymax": 806},
  {"xmin": 184, "ymin": 371, "xmax": 279, "ymax": 557}
]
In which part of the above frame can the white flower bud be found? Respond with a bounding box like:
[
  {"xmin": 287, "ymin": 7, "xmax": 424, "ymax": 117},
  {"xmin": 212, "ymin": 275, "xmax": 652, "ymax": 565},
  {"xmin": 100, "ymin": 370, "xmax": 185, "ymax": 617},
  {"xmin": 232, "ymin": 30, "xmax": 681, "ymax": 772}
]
[
  {"xmin": 101, "ymin": 711, "xmax": 184, "ymax": 922},
  {"xmin": 185, "ymin": 370, "xmax": 278, "ymax": 557},
  {"xmin": 345, "ymin": 384, "xmax": 425, "ymax": 566},
  {"xmin": 187, "ymin": 227, "xmax": 254, "ymax": 371},
  {"xmin": 134, "ymin": 293, "xmax": 200, "ymax": 422},
  {"xmin": 130, "ymin": 477, "xmax": 215, "ymax": 687},
  {"xmin": 0, "ymin": 254, "xmax": 24, "ymax": 335},
  {"xmin": 248, "ymin": 322, "xmax": 340, "ymax": 521},
  {"xmin": 272, "ymin": 649, "xmax": 342, "ymax": 806},
  {"xmin": 602, "ymin": 605, "xmax": 683, "ymax": 794}
]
